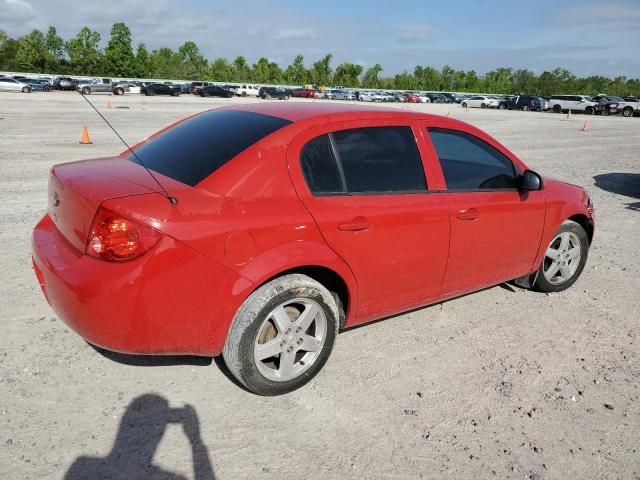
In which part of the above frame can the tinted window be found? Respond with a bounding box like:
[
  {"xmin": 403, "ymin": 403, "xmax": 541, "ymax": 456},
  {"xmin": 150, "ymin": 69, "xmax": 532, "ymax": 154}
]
[
  {"xmin": 428, "ymin": 128, "xmax": 517, "ymax": 190},
  {"xmin": 301, "ymin": 135, "xmax": 344, "ymax": 194},
  {"xmin": 129, "ymin": 109, "xmax": 291, "ymax": 186},
  {"xmin": 332, "ymin": 127, "xmax": 426, "ymax": 193}
]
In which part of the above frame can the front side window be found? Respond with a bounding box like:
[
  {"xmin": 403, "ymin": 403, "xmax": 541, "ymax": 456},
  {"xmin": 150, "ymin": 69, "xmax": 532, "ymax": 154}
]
[
  {"xmin": 427, "ymin": 128, "xmax": 517, "ymax": 190},
  {"xmin": 300, "ymin": 126, "xmax": 427, "ymax": 195}
]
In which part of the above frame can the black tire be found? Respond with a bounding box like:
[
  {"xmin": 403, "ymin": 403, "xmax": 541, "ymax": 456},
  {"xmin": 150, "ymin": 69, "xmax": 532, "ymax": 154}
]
[
  {"xmin": 622, "ymin": 107, "xmax": 633, "ymax": 117},
  {"xmin": 114, "ymin": 87, "xmax": 124, "ymax": 96},
  {"xmin": 147, "ymin": 90, "xmax": 155, "ymax": 96},
  {"xmin": 553, "ymin": 104, "xmax": 561, "ymax": 113},
  {"xmin": 481, "ymin": 103, "xmax": 487, "ymax": 109},
  {"xmin": 462, "ymin": 102, "xmax": 467, "ymax": 108},
  {"xmin": 499, "ymin": 103, "xmax": 507, "ymax": 110},
  {"xmin": 533, "ymin": 220, "xmax": 589, "ymax": 293},
  {"xmin": 585, "ymin": 106, "xmax": 594, "ymax": 115},
  {"xmin": 265, "ymin": 94, "xmax": 271, "ymax": 99},
  {"xmin": 44, "ymin": 86, "xmax": 52, "ymax": 92},
  {"xmin": 522, "ymin": 105, "xmax": 531, "ymax": 111},
  {"xmin": 81, "ymin": 87, "xmax": 90, "ymax": 95},
  {"xmin": 600, "ymin": 108, "xmax": 609, "ymax": 116},
  {"xmin": 22, "ymin": 86, "xmax": 30, "ymax": 93},
  {"xmin": 223, "ymin": 274, "xmax": 339, "ymax": 396},
  {"xmin": 241, "ymin": 91, "xmax": 247, "ymax": 97}
]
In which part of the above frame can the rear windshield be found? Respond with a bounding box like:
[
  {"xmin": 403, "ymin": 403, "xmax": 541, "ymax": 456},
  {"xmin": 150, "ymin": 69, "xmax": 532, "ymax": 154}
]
[{"xmin": 128, "ymin": 109, "xmax": 291, "ymax": 186}]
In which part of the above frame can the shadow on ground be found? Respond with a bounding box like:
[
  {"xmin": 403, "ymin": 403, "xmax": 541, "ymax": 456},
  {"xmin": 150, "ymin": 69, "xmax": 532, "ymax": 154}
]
[
  {"xmin": 593, "ymin": 173, "xmax": 640, "ymax": 210},
  {"xmin": 65, "ymin": 394, "xmax": 215, "ymax": 480}
]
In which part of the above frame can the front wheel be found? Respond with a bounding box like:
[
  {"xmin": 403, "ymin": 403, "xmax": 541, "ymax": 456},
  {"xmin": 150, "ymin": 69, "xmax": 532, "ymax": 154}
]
[
  {"xmin": 585, "ymin": 106, "xmax": 594, "ymax": 115},
  {"xmin": 534, "ymin": 220, "xmax": 589, "ymax": 293},
  {"xmin": 223, "ymin": 274, "xmax": 339, "ymax": 396},
  {"xmin": 22, "ymin": 86, "xmax": 31, "ymax": 93},
  {"xmin": 481, "ymin": 103, "xmax": 487, "ymax": 109},
  {"xmin": 622, "ymin": 107, "xmax": 633, "ymax": 117},
  {"xmin": 462, "ymin": 102, "xmax": 467, "ymax": 108},
  {"xmin": 114, "ymin": 87, "xmax": 124, "ymax": 95},
  {"xmin": 147, "ymin": 90, "xmax": 155, "ymax": 96},
  {"xmin": 499, "ymin": 103, "xmax": 506, "ymax": 110}
]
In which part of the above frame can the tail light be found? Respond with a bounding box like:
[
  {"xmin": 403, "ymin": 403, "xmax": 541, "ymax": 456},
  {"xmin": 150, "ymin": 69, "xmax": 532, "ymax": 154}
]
[{"xmin": 86, "ymin": 207, "xmax": 162, "ymax": 262}]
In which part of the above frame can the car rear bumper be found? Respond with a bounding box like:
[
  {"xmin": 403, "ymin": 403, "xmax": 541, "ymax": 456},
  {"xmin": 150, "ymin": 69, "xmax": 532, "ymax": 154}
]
[{"xmin": 32, "ymin": 214, "xmax": 244, "ymax": 356}]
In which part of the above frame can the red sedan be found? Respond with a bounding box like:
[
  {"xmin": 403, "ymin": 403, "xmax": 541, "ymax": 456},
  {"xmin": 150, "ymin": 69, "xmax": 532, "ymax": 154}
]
[
  {"xmin": 404, "ymin": 93, "xmax": 422, "ymax": 103},
  {"xmin": 291, "ymin": 88, "xmax": 317, "ymax": 98},
  {"xmin": 32, "ymin": 103, "xmax": 594, "ymax": 395}
]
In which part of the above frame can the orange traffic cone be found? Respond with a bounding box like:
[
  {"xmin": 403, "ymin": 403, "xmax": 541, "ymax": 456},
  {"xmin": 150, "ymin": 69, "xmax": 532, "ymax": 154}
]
[
  {"xmin": 79, "ymin": 126, "xmax": 93, "ymax": 144},
  {"xmin": 106, "ymin": 99, "xmax": 112, "ymax": 108},
  {"xmin": 580, "ymin": 121, "xmax": 589, "ymax": 132},
  {"xmin": 566, "ymin": 109, "xmax": 572, "ymax": 119},
  {"xmin": 447, "ymin": 111, "xmax": 452, "ymax": 118}
]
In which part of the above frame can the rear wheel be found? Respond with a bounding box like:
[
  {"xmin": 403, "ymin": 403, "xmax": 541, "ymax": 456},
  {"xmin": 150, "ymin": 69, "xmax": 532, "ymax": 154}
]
[
  {"xmin": 223, "ymin": 274, "xmax": 339, "ymax": 396},
  {"xmin": 622, "ymin": 107, "xmax": 633, "ymax": 117},
  {"xmin": 499, "ymin": 103, "xmax": 507, "ymax": 110},
  {"xmin": 600, "ymin": 108, "xmax": 609, "ymax": 116},
  {"xmin": 241, "ymin": 91, "xmax": 247, "ymax": 97},
  {"xmin": 81, "ymin": 87, "xmax": 91, "ymax": 95},
  {"xmin": 534, "ymin": 220, "xmax": 589, "ymax": 293},
  {"xmin": 147, "ymin": 90, "xmax": 155, "ymax": 96},
  {"xmin": 22, "ymin": 86, "xmax": 31, "ymax": 93},
  {"xmin": 114, "ymin": 87, "xmax": 124, "ymax": 95},
  {"xmin": 553, "ymin": 104, "xmax": 561, "ymax": 113},
  {"xmin": 585, "ymin": 106, "xmax": 594, "ymax": 115},
  {"xmin": 481, "ymin": 103, "xmax": 487, "ymax": 108},
  {"xmin": 462, "ymin": 102, "xmax": 467, "ymax": 108}
]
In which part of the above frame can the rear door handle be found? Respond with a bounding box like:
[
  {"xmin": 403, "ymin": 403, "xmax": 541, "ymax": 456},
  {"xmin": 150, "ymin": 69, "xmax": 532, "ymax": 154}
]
[
  {"xmin": 457, "ymin": 208, "xmax": 480, "ymax": 220},
  {"xmin": 338, "ymin": 217, "xmax": 371, "ymax": 232}
]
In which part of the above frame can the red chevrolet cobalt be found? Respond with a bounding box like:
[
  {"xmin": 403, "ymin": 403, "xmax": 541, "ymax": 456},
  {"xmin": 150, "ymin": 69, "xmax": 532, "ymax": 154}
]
[{"xmin": 32, "ymin": 103, "xmax": 594, "ymax": 395}]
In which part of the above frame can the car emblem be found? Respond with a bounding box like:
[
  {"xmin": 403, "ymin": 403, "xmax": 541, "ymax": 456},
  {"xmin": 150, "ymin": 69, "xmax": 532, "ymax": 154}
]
[{"xmin": 52, "ymin": 191, "xmax": 60, "ymax": 207}]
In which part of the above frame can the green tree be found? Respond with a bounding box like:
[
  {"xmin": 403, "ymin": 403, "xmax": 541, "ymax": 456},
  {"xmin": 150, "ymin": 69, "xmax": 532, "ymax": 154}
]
[
  {"xmin": 44, "ymin": 26, "xmax": 64, "ymax": 70},
  {"xmin": 176, "ymin": 41, "xmax": 207, "ymax": 79},
  {"xmin": 104, "ymin": 22, "xmax": 134, "ymax": 76},
  {"xmin": 362, "ymin": 63, "xmax": 383, "ymax": 88},
  {"xmin": 333, "ymin": 62, "xmax": 363, "ymax": 87},
  {"xmin": 284, "ymin": 54, "xmax": 307, "ymax": 85},
  {"xmin": 310, "ymin": 54, "xmax": 333, "ymax": 85},
  {"xmin": 133, "ymin": 43, "xmax": 151, "ymax": 78},
  {"xmin": 66, "ymin": 27, "xmax": 102, "ymax": 75},
  {"xmin": 210, "ymin": 57, "xmax": 234, "ymax": 81},
  {"xmin": 233, "ymin": 56, "xmax": 250, "ymax": 81}
]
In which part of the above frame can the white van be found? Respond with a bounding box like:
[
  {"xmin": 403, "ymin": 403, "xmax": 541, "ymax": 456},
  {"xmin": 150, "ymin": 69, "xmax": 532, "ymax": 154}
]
[
  {"xmin": 236, "ymin": 84, "xmax": 260, "ymax": 97},
  {"xmin": 548, "ymin": 95, "xmax": 597, "ymax": 114}
]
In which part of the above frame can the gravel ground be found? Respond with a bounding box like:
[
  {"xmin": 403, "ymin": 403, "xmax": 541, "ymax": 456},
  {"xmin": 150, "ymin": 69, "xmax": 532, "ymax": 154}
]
[{"xmin": 1, "ymin": 92, "xmax": 638, "ymax": 480}]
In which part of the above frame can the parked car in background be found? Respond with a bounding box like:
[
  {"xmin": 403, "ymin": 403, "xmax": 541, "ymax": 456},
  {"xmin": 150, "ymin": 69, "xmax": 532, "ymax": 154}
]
[
  {"xmin": 461, "ymin": 96, "xmax": 499, "ymax": 109},
  {"xmin": 259, "ymin": 86, "xmax": 290, "ymax": 100},
  {"xmin": 190, "ymin": 81, "xmax": 214, "ymax": 95},
  {"xmin": 52, "ymin": 76, "xmax": 78, "ymax": 91},
  {"xmin": 499, "ymin": 95, "xmax": 548, "ymax": 111},
  {"xmin": 141, "ymin": 83, "xmax": 181, "ymax": 96},
  {"xmin": 199, "ymin": 85, "xmax": 235, "ymax": 98},
  {"xmin": 78, "ymin": 78, "xmax": 129, "ymax": 95},
  {"xmin": 442, "ymin": 92, "xmax": 462, "ymax": 103},
  {"xmin": 0, "ymin": 77, "xmax": 32, "ymax": 93},
  {"xmin": 622, "ymin": 97, "xmax": 640, "ymax": 116},
  {"xmin": 291, "ymin": 88, "xmax": 317, "ymax": 98},
  {"xmin": 548, "ymin": 95, "xmax": 596, "ymax": 114},
  {"xmin": 357, "ymin": 91, "xmax": 375, "ymax": 102},
  {"xmin": 590, "ymin": 95, "xmax": 636, "ymax": 117},
  {"xmin": 403, "ymin": 93, "xmax": 421, "ymax": 103},
  {"xmin": 23, "ymin": 78, "xmax": 53, "ymax": 92},
  {"xmin": 32, "ymin": 103, "xmax": 595, "ymax": 396},
  {"xmin": 333, "ymin": 90, "xmax": 353, "ymax": 100},
  {"xmin": 123, "ymin": 81, "xmax": 143, "ymax": 94},
  {"xmin": 234, "ymin": 84, "xmax": 259, "ymax": 97}
]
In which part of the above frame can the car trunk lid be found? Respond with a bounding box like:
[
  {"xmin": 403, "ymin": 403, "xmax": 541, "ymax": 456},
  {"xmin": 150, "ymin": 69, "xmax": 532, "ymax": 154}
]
[{"xmin": 47, "ymin": 156, "xmax": 184, "ymax": 253}]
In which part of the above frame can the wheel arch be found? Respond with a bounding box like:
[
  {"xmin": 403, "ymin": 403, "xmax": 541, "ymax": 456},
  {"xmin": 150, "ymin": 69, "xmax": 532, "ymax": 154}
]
[{"xmin": 568, "ymin": 214, "xmax": 594, "ymax": 245}]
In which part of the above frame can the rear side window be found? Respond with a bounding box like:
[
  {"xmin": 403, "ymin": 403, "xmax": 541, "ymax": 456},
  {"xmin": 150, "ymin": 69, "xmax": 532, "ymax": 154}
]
[
  {"xmin": 129, "ymin": 109, "xmax": 291, "ymax": 186},
  {"xmin": 427, "ymin": 128, "xmax": 517, "ymax": 190},
  {"xmin": 301, "ymin": 135, "xmax": 343, "ymax": 194},
  {"xmin": 300, "ymin": 126, "xmax": 427, "ymax": 195}
]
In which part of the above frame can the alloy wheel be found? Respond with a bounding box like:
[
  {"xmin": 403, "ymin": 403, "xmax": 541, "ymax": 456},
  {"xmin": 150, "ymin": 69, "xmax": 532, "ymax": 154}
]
[
  {"xmin": 543, "ymin": 232, "xmax": 582, "ymax": 285},
  {"xmin": 253, "ymin": 298, "xmax": 328, "ymax": 382}
]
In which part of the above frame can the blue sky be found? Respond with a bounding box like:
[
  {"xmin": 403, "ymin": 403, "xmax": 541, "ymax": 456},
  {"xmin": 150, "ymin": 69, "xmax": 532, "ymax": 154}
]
[{"xmin": 2, "ymin": 0, "xmax": 639, "ymax": 77}]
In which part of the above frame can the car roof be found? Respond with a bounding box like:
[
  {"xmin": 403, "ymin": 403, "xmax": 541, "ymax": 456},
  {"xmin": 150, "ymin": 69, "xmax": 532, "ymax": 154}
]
[{"xmin": 226, "ymin": 102, "xmax": 441, "ymax": 123}]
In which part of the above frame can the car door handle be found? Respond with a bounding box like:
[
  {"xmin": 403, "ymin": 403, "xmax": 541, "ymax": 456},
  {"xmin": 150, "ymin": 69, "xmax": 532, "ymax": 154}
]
[
  {"xmin": 338, "ymin": 218, "xmax": 371, "ymax": 232},
  {"xmin": 457, "ymin": 208, "xmax": 480, "ymax": 220}
]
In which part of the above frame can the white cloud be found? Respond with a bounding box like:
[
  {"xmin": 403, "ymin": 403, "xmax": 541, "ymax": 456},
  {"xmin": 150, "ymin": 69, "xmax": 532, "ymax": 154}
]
[
  {"xmin": 396, "ymin": 24, "xmax": 439, "ymax": 43},
  {"xmin": 555, "ymin": 2, "xmax": 640, "ymax": 26},
  {"xmin": 270, "ymin": 28, "xmax": 315, "ymax": 41},
  {"xmin": 0, "ymin": 0, "xmax": 35, "ymax": 24}
]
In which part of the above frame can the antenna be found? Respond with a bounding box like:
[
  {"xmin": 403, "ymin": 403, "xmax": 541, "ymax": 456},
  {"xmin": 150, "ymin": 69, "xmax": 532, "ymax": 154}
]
[{"xmin": 76, "ymin": 90, "xmax": 178, "ymax": 205}]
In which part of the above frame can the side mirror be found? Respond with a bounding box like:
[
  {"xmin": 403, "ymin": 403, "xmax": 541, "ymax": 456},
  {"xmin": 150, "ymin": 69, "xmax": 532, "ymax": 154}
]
[{"xmin": 520, "ymin": 170, "xmax": 543, "ymax": 191}]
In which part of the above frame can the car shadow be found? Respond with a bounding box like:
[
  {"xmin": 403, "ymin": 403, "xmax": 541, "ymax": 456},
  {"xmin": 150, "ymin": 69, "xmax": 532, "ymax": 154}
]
[
  {"xmin": 89, "ymin": 343, "xmax": 213, "ymax": 367},
  {"xmin": 593, "ymin": 173, "xmax": 640, "ymax": 210},
  {"xmin": 65, "ymin": 394, "xmax": 215, "ymax": 480}
]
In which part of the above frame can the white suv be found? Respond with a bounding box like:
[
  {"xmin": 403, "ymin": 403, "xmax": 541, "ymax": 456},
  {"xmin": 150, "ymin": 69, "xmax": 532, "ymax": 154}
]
[
  {"xmin": 236, "ymin": 84, "xmax": 260, "ymax": 97},
  {"xmin": 548, "ymin": 95, "xmax": 597, "ymax": 114}
]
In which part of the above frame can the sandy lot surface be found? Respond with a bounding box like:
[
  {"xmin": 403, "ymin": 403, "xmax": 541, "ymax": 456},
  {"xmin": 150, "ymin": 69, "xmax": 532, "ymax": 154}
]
[{"xmin": 1, "ymin": 92, "xmax": 638, "ymax": 480}]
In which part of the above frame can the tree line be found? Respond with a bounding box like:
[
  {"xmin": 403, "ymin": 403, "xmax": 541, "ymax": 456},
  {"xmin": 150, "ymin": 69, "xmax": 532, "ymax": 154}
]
[{"xmin": 1, "ymin": 23, "xmax": 640, "ymax": 96}]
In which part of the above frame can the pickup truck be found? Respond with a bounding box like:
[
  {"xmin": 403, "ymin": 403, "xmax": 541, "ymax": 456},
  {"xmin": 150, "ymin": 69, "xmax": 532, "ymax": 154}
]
[{"xmin": 78, "ymin": 78, "xmax": 130, "ymax": 95}]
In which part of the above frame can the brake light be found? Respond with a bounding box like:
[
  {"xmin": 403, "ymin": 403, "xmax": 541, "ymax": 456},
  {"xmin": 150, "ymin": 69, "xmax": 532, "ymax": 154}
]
[{"xmin": 86, "ymin": 207, "xmax": 162, "ymax": 262}]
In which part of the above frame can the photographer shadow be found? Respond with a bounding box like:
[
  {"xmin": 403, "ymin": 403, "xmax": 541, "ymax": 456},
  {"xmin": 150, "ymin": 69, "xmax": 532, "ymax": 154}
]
[{"xmin": 65, "ymin": 394, "xmax": 215, "ymax": 480}]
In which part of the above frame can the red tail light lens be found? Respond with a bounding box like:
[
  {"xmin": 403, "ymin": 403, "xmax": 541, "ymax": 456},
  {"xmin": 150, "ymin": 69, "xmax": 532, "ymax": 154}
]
[{"xmin": 86, "ymin": 207, "xmax": 162, "ymax": 262}]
